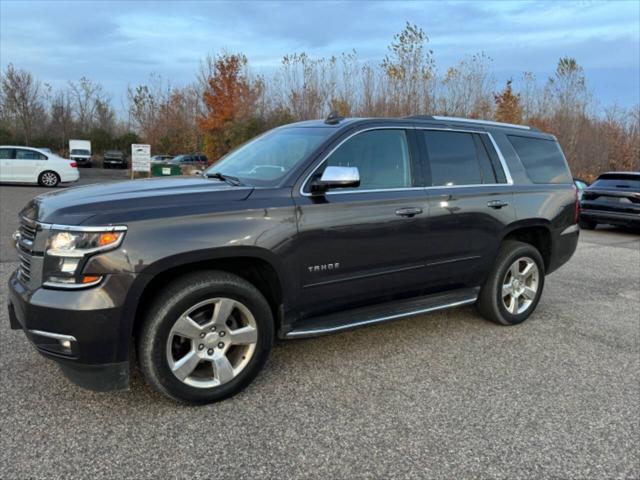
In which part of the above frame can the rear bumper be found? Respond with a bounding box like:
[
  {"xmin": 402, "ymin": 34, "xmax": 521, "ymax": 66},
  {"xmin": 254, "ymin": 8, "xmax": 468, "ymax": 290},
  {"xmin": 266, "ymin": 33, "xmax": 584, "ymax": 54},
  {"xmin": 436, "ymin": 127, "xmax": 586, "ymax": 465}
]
[
  {"xmin": 60, "ymin": 169, "xmax": 80, "ymax": 183},
  {"xmin": 7, "ymin": 270, "xmax": 134, "ymax": 391},
  {"xmin": 580, "ymin": 209, "xmax": 640, "ymax": 227}
]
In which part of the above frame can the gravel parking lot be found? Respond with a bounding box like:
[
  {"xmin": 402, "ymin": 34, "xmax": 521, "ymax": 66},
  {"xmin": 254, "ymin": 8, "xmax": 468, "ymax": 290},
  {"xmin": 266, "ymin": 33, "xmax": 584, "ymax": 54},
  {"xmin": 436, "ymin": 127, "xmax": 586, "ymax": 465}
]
[{"xmin": 1, "ymin": 170, "xmax": 638, "ymax": 479}]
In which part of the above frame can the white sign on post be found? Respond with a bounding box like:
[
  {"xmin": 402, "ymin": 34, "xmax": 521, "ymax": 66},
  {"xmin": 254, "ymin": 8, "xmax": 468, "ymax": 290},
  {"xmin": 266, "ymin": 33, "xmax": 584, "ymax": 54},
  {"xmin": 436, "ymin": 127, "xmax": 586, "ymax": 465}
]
[{"xmin": 131, "ymin": 144, "xmax": 151, "ymax": 174}]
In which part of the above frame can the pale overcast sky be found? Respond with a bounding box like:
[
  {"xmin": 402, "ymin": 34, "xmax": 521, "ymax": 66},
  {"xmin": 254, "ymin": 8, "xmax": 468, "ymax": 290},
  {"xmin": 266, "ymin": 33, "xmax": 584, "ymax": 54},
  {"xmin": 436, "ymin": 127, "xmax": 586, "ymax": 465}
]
[{"xmin": 1, "ymin": 0, "xmax": 639, "ymax": 111}]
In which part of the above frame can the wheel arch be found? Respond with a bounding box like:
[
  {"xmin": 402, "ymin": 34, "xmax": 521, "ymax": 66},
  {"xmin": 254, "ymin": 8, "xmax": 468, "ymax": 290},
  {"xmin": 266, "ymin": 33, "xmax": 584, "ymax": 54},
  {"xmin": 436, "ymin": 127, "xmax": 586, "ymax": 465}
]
[
  {"xmin": 121, "ymin": 247, "xmax": 287, "ymax": 359},
  {"xmin": 501, "ymin": 220, "xmax": 552, "ymax": 271}
]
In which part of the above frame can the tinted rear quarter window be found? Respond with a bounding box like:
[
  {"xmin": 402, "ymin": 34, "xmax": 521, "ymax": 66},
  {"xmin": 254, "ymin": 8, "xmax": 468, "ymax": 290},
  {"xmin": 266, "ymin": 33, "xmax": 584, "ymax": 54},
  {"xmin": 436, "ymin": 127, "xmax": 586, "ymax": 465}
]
[{"xmin": 508, "ymin": 135, "xmax": 572, "ymax": 184}]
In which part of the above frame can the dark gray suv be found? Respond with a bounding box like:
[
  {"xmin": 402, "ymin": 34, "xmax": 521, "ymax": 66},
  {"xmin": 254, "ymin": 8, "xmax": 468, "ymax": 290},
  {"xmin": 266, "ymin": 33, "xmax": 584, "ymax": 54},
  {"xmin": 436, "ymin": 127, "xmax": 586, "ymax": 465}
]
[{"xmin": 8, "ymin": 115, "xmax": 579, "ymax": 403}]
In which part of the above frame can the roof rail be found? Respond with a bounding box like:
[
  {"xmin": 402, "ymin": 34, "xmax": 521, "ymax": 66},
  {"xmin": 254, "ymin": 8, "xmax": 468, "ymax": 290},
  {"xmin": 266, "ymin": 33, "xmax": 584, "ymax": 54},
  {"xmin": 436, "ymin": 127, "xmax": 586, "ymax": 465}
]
[{"xmin": 430, "ymin": 115, "xmax": 531, "ymax": 130}]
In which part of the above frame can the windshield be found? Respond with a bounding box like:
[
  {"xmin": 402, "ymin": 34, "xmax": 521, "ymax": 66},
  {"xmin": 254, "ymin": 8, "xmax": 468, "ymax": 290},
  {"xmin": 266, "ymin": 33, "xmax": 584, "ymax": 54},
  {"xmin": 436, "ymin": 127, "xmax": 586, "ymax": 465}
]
[
  {"xmin": 71, "ymin": 149, "xmax": 90, "ymax": 156},
  {"xmin": 205, "ymin": 127, "xmax": 334, "ymax": 185}
]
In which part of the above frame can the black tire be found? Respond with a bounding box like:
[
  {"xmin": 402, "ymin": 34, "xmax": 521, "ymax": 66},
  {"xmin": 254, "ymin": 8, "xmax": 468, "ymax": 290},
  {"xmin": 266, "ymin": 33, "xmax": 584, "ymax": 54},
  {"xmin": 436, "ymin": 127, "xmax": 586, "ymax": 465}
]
[
  {"xmin": 476, "ymin": 240, "xmax": 545, "ymax": 326},
  {"xmin": 579, "ymin": 218, "xmax": 597, "ymax": 230},
  {"xmin": 137, "ymin": 270, "xmax": 274, "ymax": 404},
  {"xmin": 38, "ymin": 170, "xmax": 60, "ymax": 187}
]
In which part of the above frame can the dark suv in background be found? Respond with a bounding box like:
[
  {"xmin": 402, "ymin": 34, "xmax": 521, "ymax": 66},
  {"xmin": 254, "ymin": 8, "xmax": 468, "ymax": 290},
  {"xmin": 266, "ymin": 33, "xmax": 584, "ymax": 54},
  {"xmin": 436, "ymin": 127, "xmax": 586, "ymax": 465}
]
[
  {"xmin": 579, "ymin": 172, "xmax": 640, "ymax": 229},
  {"xmin": 103, "ymin": 150, "xmax": 128, "ymax": 169},
  {"xmin": 8, "ymin": 115, "xmax": 579, "ymax": 404}
]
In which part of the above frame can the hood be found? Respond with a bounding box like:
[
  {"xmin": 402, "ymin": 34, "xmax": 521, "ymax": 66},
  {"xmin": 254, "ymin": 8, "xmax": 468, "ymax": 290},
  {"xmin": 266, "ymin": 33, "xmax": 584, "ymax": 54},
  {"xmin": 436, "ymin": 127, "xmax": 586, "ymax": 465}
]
[{"xmin": 22, "ymin": 176, "xmax": 254, "ymax": 225}]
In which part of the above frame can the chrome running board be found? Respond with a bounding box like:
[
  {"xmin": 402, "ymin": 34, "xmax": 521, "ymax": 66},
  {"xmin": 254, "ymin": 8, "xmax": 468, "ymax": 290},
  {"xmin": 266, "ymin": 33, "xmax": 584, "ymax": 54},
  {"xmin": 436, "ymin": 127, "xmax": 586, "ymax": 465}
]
[{"xmin": 285, "ymin": 288, "xmax": 479, "ymax": 339}]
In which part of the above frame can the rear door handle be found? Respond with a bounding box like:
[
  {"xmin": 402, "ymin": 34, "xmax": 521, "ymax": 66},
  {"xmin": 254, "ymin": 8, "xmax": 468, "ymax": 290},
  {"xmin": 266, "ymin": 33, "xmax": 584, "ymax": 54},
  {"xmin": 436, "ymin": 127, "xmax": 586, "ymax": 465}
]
[
  {"xmin": 487, "ymin": 200, "xmax": 509, "ymax": 209},
  {"xmin": 395, "ymin": 207, "xmax": 423, "ymax": 217}
]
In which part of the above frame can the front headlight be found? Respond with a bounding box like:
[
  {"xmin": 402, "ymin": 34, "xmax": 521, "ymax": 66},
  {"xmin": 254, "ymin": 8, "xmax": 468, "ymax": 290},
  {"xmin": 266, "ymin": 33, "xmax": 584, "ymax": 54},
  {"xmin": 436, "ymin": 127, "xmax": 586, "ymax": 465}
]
[{"xmin": 43, "ymin": 227, "xmax": 126, "ymax": 288}]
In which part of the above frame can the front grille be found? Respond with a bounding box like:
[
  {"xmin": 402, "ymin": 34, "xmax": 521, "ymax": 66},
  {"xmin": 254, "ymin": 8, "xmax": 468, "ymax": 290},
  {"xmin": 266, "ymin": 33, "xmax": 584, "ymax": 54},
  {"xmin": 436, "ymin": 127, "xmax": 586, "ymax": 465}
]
[{"xmin": 17, "ymin": 217, "xmax": 37, "ymax": 285}]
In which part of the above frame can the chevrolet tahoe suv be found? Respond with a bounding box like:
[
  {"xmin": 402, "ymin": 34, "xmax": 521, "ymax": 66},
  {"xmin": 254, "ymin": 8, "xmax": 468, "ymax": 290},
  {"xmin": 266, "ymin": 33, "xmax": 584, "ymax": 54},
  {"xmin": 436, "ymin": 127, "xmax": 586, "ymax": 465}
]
[{"xmin": 8, "ymin": 115, "xmax": 580, "ymax": 404}]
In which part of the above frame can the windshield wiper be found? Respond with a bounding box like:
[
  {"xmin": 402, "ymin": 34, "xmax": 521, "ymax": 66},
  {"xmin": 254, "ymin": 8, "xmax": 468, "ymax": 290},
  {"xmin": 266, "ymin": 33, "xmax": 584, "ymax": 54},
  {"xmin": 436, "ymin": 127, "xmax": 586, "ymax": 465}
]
[{"xmin": 205, "ymin": 172, "xmax": 243, "ymax": 186}]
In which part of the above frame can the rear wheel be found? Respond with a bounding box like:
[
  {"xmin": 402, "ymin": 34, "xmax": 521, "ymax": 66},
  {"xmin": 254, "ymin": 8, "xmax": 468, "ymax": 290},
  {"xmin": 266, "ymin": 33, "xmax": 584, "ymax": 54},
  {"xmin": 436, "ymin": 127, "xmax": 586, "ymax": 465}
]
[
  {"xmin": 137, "ymin": 271, "xmax": 274, "ymax": 404},
  {"xmin": 579, "ymin": 218, "xmax": 597, "ymax": 230},
  {"xmin": 38, "ymin": 171, "xmax": 60, "ymax": 187},
  {"xmin": 476, "ymin": 240, "xmax": 545, "ymax": 325}
]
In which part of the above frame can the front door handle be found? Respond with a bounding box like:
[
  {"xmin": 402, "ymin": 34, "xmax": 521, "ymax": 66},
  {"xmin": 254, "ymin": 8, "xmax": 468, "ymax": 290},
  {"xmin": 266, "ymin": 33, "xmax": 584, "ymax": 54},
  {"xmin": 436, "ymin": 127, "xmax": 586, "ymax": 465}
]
[
  {"xmin": 395, "ymin": 207, "xmax": 423, "ymax": 217},
  {"xmin": 487, "ymin": 200, "xmax": 509, "ymax": 209}
]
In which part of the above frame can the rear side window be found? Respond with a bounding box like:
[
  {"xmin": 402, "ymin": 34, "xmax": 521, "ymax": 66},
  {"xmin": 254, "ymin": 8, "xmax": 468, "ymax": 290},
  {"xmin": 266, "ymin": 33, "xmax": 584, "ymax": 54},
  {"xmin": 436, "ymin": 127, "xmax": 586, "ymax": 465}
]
[
  {"xmin": 422, "ymin": 131, "xmax": 500, "ymax": 186},
  {"xmin": 0, "ymin": 148, "xmax": 13, "ymax": 159},
  {"xmin": 15, "ymin": 149, "xmax": 46, "ymax": 160},
  {"xmin": 508, "ymin": 135, "xmax": 572, "ymax": 184}
]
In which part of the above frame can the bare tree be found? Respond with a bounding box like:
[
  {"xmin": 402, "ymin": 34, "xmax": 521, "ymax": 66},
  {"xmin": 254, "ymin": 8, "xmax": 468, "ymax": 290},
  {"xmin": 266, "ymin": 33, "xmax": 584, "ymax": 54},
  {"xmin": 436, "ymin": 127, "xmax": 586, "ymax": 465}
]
[
  {"xmin": 1, "ymin": 64, "xmax": 46, "ymax": 144},
  {"xmin": 68, "ymin": 76, "xmax": 108, "ymax": 133}
]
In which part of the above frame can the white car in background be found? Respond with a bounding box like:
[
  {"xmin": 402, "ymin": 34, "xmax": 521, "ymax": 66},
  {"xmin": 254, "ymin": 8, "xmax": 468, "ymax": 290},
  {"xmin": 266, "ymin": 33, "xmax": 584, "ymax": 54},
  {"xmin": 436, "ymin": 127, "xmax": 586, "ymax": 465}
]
[{"xmin": 0, "ymin": 146, "xmax": 79, "ymax": 187}]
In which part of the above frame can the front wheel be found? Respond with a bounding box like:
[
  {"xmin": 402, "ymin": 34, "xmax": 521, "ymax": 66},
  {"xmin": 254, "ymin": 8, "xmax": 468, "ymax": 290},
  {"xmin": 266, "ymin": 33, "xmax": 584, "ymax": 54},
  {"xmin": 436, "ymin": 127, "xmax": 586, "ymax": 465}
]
[
  {"xmin": 476, "ymin": 240, "xmax": 545, "ymax": 325},
  {"xmin": 137, "ymin": 271, "xmax": 274, "ymax": 404}
]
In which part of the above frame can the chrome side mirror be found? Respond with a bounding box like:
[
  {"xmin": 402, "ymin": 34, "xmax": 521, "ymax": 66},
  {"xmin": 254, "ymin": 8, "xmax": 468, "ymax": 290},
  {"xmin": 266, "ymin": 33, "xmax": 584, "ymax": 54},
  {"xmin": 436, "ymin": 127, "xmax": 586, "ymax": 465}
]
[{"xmin": 311, "ymin": 166, "xmax": 360, "ymax": 193}]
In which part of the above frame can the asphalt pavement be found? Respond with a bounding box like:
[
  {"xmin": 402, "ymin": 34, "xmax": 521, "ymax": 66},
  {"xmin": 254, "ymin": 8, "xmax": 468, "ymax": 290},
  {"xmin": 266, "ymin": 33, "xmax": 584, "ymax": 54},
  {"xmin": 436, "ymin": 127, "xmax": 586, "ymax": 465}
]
[{"xmin": 0, "ymin": 170, "xmax": 638, "ymax": 479}]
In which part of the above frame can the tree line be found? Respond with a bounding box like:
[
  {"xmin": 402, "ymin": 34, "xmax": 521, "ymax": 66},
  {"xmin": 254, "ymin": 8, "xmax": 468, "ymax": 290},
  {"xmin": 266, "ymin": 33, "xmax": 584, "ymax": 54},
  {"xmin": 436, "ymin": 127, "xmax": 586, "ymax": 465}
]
[{"xmin": 1, "ymin": 23, "xmax": 638, "ymax": 180}]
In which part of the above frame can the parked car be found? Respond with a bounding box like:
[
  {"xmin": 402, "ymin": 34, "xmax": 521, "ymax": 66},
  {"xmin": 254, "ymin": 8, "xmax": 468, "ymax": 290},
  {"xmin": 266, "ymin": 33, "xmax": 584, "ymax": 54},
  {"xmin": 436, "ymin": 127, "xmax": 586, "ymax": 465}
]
[
  {"xmin": 573, "ymin": 177, "xmax": 589, "ymax": 200},
  {"xmin": 171, "ymin": 153, "xmax": 208, "ymax": 165},
  {"xmin": 579, "ymin": 172, "xmax": 640, "ymax": 229},
  {"xmin": 69, "ymin": 139, "xmax": 92, "ymax": 167},
  {"xmin": 103, "ymin": 150, "xmax": 127, "ymax": 169},
  {"xmin": 0, "ymin": 145, "xmax": 79, "ymax": 187},
  {"xmin": 8, "ymin": 115, "xmax": 579, "ymax": 404},
  {"xmin": 151, "ymin": 155, "xmax": 174, "ymax": 164}
]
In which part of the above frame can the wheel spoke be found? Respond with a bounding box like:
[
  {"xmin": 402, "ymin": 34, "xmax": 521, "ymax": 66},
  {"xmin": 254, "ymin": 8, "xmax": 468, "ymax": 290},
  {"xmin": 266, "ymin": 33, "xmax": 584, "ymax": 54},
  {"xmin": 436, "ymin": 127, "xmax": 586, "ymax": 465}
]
[
  {"xmin": 502, "ymin": 283, "xmax": 513, "ymax": 297},
  {"xmin": 172, "ymin": 350, "xmax": 200, "ymax": 380},
  {"xmin": 520, "ymin": 261, "xmax": 535, "ymax": 279},
  {"xmin": 507, "ymin": 294, "xmax": 518, "ymax": 314},
  {"xmin": 510, "ymin": 262, "xmax": 520, "ymax": 278},
  {"xmin": 522, "ymin": 286, "xmax": 537, "ymax": 300},
  {"xmin": 173, "ymin": 315, "xmax": 202, "ymax": 340},
  {"xmin": 211, "ymin": 298, "xmax": 236, "ymax": 326},
  {"xmin": 229, "ymin": 325, "xmax": 258, "ymax": 345},
  {"xmin": 212, "ymin": 353, "xmax": 234, "ymax": 384}
]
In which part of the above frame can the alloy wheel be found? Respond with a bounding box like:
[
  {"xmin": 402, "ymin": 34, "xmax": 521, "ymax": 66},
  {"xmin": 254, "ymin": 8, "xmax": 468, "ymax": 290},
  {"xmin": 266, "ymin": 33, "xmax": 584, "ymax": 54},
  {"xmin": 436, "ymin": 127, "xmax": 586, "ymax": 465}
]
[
  {"xmin": 41, "ymin": 172, "xmax": 58, "ymax": 186},
  {"xmin": 501, "ymin": 257, "xmax": 539, "ymax": 315},
  {"xmin": 165, "ymin": 298, "xmax": 258, "ymax": 388}
]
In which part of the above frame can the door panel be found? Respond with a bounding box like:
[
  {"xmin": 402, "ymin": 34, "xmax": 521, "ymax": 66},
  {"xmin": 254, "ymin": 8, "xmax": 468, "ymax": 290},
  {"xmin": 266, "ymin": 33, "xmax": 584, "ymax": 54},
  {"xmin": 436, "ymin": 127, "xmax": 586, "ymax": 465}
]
[
  {"xmin": 425, "ymin": 186, "xmax": 515, "ymax": 287},
  {"xmin": 292, "ymin": 128, "xmax": 429, "ymax": 319},
  {"xmin": 295, "ymin": 190, "xmax": 430, "ymax": 316},
  {"xmin": 0, "ymin": 148, "xmax": 14, "ymax": 181},
  {"xmin": 417, "ymin": 129, "xmax": 515, "ymax": 287},
  {"xmin": 14, "ymin": 149, "xmax": 46, "ymax": 182}
]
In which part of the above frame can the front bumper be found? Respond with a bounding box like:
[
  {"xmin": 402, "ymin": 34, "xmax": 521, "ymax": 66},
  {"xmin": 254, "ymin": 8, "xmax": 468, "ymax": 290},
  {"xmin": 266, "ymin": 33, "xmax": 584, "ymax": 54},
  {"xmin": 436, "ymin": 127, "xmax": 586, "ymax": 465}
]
[
  {"xmin": 7, "ymin": 270, "xmax": 134, "ymax": 391},
  {"xmin": 580, "ymin": 208, "xmax": 640, "ymax": 227}
]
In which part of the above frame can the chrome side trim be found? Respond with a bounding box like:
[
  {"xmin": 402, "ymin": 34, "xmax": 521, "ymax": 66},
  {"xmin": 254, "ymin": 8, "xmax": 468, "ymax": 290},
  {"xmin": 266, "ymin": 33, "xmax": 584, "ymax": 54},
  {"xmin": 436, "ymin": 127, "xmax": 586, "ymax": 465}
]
[
  {"xmin": 299, "ymin": 126, "xmax": 514, "ymax": 197},
  {"xmin": 42, "ymin": 277, "xmax": 103, "ymax": 289},
  {"xmin": 285, "ymin": 296, "xmax": 477, "ymax": 338},
  {"xmin": 432, "ymin": 115, "xmax": 531, "ymax": 130},
  {"xmin": 484, "ymin": 132, "xmax": 515, "ymax": 185},
  {"xmin": 19, "ymin": 217, "xmax": 127, "ymax": 232},
  {"xmin": 427, "ymin": 255, "xmax": 482, "ymax": 267},
  {"xmin": 28, "ymin": 329, "xmax": 77, "ymax": 342}
]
